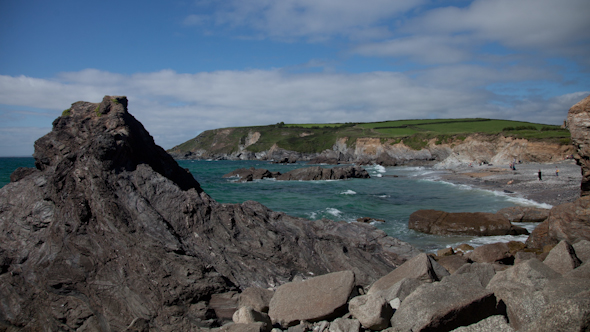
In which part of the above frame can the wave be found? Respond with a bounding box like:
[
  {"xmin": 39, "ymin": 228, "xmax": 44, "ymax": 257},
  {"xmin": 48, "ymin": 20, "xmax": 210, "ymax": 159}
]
[{"xmin": 340, "ymin": 190, "xmax": 357, "ymax": 195}]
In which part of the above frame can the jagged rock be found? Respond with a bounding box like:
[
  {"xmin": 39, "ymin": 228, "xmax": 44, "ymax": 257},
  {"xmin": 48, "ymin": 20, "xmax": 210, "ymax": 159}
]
[
  {"xmin": 348, "ymin": 293, "xmax": 393, "ymax": 330},
  {"xmin": 573, "ymin": 239, "xmax": 590, "ymax": 263},
  {"xmin": 389, "ymin": 274, "xmax": 499, "ymax": 332},
  {"xmin": 375, "ymin": 153, "xmax": 398, "ymax": 166},
  {"xmin": 449, "ymin": 315, "xmax": 514, "ymax": 332},
  {"xmin": 469, "ymin": 242, "xmax": 514, "ymax": 264},
  {"xmin": 486, "ymin": 259, "xmax": 561, "ymax": 292},
  {"xmin": 238, "ymin": 287, "xmax": 274, "ymax": 313},
  {"xmin": 567, "ymin": 93, "xmax": 590, "ymax": 196},
  {"xmin": 307, "ymin": 155, "xmax": 340, "ymax": 164},
  {"xmin": 276, "ymin": 165, "xmax": 370, "ymax": 181},
  {"xmin": 454, "ymin": 263, "xmax": 496, "ymax": 288},
  {"xmin": 268, "ymin": 270, "xmax": 356, "ymax": 328},
  {"xmin": 526, "ymin": 196, "xmax": 590, "ymax": 248},
  {"xmin": 543, "ymin": 240, "xmax": 582, "ymax": 274},
  {"xmin": 496, "ymin": 206, "xmax": 550, "ymax": 222},
  {"xmin": 368, "ymin": 253, "xmax": 449, "ymax": 295},
  {"xmin": 9, "ymin": 166, "xmax": 38, "ymax": 182},
  {"xmin": 514, "ymin": 251, "xmax": 538, "ymax": 265},
  {"xmin": 0, "ymin": 96, "xmax": 419, "ymax": 331},
  {"xmin": 408, "ymin": 210, "xmax": 529, "ymax": 236}
]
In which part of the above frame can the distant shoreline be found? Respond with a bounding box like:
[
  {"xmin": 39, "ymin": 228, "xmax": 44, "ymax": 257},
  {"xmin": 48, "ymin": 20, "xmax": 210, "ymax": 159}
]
[{"xmin": 430, "ymin": 160, "xmax": 581, "ymax": 207}]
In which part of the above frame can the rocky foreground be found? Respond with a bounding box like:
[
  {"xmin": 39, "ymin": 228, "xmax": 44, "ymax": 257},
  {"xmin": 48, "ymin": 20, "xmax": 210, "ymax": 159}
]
[{"xmin": 1, "ymin": 95, "xmax": 590, "ymax": 331}]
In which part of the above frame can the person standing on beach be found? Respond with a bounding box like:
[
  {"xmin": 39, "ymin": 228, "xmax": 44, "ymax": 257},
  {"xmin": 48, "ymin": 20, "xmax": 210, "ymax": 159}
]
[
  {"xmin": 556, "ymin": 167, "xmax": 559, "ymax": 177},
  {"xmin": 538, "ymin": 169, "xmax": 542, "ymax": 181}
]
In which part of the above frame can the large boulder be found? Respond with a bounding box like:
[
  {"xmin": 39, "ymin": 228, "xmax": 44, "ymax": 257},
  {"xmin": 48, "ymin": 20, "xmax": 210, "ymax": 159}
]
[
  {"xmin": 268, "ymin": 270, "xmax": 355, "ymax": 328},
  {"xmin": 409, "ymin": 210, "xmax": 529, "ymax": 236},
  {"xmin": 389, "ymin": 274, "xmax": 499, "ymax": 332},
  {"xmin": 567, "ymin": 93, "xmax": 590, "ymax": 196},
  {"xmin": 349, "ymin": 293, "xmax": 394, "ymax": 330},
  {"xmin": 0, "ymin": 97, "xmax": 420, "ymax": 331},
  {"xmin": 526, "ymin": 196, "xmax": 590, "ymax": 248},
  {"xmin": 542, "ymin": 240, "xmax": 582, "ymax": 274}
]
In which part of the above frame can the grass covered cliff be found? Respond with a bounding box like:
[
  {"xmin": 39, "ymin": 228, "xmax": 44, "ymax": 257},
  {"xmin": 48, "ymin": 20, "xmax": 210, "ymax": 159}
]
[{"xmin": 168, "ymin": 118, "xmax": 571, "ymax": 160}]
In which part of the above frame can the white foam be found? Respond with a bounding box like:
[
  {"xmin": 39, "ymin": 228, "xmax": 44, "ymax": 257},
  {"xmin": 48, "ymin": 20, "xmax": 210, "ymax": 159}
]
[
  {"xmin": 373, "ymin": 165, "xmax": 387, "ymax": 173},
  {"xmin": 326, "ymin": 208, "xmax": 342, "ymax": 217},
  {"xmin": 341, "ymin": 190, "xmax": 357, "ymax": 195},
  {"xmin": 375, "ymin": 174, "xmax": 383, "ymax": 177}
]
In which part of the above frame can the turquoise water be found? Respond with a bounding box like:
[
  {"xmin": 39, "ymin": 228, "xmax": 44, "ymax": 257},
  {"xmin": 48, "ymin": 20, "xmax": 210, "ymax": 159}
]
[{"xmin": 0, "ymin": 158, "xmax": 543, "ymax": 251}]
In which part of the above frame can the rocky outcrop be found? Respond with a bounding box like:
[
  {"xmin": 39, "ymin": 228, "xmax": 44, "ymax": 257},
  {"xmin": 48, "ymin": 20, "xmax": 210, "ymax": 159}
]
[
  {"xmin": 223, "ymin": 166, "xmax": 370, "ymax": 182},
  {"xmin": 497, "ymin": 206, "xmax": 550, "ymax": 223},
  {"xmin": 0, "ymin": 96, "xmax": 420, "ymax": 331},
  {"xmin": 408, "ymin": 210, "xmax": 529, "ymax": 236},
  {"xmin": 526, "ymin": 196, "xmax": 590, "ymax": 249},
  {"xmin": 567, "ymin": 93, "xmax": 590, "ymax": 196}
]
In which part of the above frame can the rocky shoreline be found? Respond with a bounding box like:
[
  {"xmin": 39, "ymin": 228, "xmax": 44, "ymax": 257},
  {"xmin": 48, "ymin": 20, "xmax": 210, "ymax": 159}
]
[{"xmin": 432, "ymin": 160, "xmax": 582, "ymax": 207}]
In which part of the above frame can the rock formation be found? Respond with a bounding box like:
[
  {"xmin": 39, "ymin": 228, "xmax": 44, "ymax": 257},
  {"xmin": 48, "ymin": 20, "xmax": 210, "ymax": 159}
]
[
  {"xmin": 0, "ymin": 96, "xmax": 419, "ymax": 330},
  {"xmin": 567, "ymin": 93, "xmax": 590, "ymax": 196},
  {"xmin": 408, "ymin": 210, "xmax": 529, "ymax": 236},
  {"xmin": 223, "ymin": 166, "xmax": 370, "ymax": 182}
]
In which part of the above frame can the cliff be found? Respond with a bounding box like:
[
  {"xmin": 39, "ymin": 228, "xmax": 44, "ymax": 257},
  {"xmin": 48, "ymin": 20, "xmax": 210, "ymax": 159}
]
[
  {"xmin": 0, "ymin": 96, "xmax": 419, "ymax": 330},
  {"xmin": 168, "ymin": 120, "xmax": 573, "ymax": 167}
]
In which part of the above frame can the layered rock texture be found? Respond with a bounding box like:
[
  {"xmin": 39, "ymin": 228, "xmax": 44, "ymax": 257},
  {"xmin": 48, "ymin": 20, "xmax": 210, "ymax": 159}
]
[{"xmin": 0, "ymin": 96, "xmax": 419, "ymax": 330}]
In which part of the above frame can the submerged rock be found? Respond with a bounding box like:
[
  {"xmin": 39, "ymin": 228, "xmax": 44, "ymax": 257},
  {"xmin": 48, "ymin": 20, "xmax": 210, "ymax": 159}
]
[
  {"xmin": 0, "ymin": 96, "xmax": 419, "ymax": 331},
  {"xmin": 408, "ymin": 210, "xmax": 529, "ymax": 236}
]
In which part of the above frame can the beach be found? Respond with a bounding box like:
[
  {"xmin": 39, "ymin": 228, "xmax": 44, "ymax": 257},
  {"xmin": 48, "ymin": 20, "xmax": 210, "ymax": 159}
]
[{"xmin": 438, "ymin": 159, "xmax": 581, "ymax": 207}]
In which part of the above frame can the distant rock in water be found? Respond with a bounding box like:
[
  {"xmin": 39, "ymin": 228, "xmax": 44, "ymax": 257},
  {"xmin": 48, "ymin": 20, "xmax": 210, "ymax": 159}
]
[
  {"xmin": 0, "ymin": 96, "xmax": 419, "ymax": 330},
  {"xmin": 408, "ymin": 210, "xmax": 529, "ymax": 236},
  {"xmin": 223, "ymin": 165, "xmax": 370, "ymax": 182}
]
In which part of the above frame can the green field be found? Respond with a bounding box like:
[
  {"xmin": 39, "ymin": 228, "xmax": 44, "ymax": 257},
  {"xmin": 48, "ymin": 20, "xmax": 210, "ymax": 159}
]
[{"xmin": 169, "ymin": 118, "xmax": 570, "ymax": 155}]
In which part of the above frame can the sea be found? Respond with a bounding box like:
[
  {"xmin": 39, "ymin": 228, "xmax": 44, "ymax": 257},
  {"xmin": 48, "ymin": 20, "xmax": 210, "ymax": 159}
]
[{"xmin": 0, "ymin": 157, "xmax": 550, "ymax": 252}]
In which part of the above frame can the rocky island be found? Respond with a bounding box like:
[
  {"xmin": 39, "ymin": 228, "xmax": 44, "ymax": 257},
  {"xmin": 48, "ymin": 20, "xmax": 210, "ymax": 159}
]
[{"xmin": 0, "ymin": 95, "xmax": 589, "ymax": 331}]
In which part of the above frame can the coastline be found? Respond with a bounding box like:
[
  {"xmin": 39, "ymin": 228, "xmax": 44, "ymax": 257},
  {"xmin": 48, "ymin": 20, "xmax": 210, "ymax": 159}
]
[{"xmin": 430, "ymin": 159, "xmax": 581, "ymax": 208}]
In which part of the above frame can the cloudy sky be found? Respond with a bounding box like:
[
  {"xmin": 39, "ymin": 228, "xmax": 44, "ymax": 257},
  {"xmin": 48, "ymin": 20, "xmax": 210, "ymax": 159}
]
[{"xmin": 1, "ymin": 0, "xmax": 589, "ymax": 156}]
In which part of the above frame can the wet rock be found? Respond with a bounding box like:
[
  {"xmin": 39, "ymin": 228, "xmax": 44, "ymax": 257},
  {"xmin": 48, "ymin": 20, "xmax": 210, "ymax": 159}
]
[
  {"xmin": 268, "ymin": 270, "xmax": 355, "ymax": 328},
  {"xmin": 409, "ymin": 210, "xmax": 529, "ymax": 236},
  {"xmin": 223, "ymin": 167, "xmax": 276, "ymax": 182}
]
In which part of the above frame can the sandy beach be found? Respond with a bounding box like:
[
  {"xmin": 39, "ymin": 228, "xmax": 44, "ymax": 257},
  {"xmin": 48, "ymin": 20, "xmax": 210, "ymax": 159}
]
[{"xmin": 436, "ymin": 159, "xmax": 582, "ymax": 207}]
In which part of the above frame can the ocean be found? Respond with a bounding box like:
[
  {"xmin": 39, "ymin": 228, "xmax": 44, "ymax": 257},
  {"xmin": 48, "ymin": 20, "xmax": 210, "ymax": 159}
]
[{"xmin": 0, "ymin": 158, "xmax": 548, "ymax": 252}]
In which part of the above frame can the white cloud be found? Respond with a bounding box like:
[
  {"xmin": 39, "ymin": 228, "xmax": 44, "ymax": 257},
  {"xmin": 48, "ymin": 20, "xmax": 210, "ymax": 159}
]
[{"xmin": 0, "ymin": 68, "xmax": 585, "ymax": 156}]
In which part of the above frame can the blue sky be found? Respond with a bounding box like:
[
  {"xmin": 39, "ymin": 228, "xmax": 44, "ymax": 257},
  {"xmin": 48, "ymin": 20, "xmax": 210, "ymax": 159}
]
[{"xmin": 1, "ymin": 0, "xmax": 589, "ymax": 156}]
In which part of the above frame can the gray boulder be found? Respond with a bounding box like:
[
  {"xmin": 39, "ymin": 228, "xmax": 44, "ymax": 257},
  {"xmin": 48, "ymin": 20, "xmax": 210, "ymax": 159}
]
[
  {"xmin": 564, "ymin": 262, "xmax": 590, "ymax": 279},
  {"xmin": 450, "ymin": 315, "xmax": 514, "ymax": 332},
  {"xmin": 389, "ymin": 274, "xmax": 498, "ymax": 332},
  {"xmin": 375, "ymin": 277, "xmax": 424, "ymax": 302},
  {"xmin": 329, "ymin": 318, "xmax": 361, "ymax": 332},
  {"xmin": 487, "ymin": 259, "xmax": 561, "ymax": 292},
  {"xmin": 268, "ymin": 270, "xmax": 355, "ymax": 328},
  {"xmin": 436, "ymin": 255, "xmax": 468, "ymax": 274},
  {"xmin": 543, "ymin": 240, "xmax": 582, "ymax": 274},
  {"xmin": 349, "ymin": 293, "xmax": 393, "ymax": 330},
  {"xmin": 523, "ymin": 292, "xmax": 590, "ymax": 332},
  {"xmin": 368, "ymin": 253, "xmax": 449, "ymax": 295},
  {"xmin": 232, "ymin": 306, "xmax": 272, "ymax": 332}
]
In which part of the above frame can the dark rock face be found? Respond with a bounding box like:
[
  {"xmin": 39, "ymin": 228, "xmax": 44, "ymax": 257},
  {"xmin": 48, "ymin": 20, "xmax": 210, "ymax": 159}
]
[
  {"xmin": 408, "ymin": 210, "xmax": 529, "ymax": 236},
  {"xmin": 0, "ymin": 96, "xmax": 419, "ymax": 331},
  {"xmin": 567, "ymin": 93, "xmax": 590, "ymax": 196}
]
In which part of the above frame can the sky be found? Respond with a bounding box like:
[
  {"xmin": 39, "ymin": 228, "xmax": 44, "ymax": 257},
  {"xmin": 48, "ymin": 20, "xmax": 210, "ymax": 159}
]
[{"xmin": 0, "ymin": 0, "xmax": 589, "ymax": 156}]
